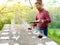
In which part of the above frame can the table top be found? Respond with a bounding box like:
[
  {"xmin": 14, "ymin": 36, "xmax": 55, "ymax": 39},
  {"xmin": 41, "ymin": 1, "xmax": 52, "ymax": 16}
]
[{"xmin": 0, "ymin": 24, "xmax": 57, "ymax": 45}]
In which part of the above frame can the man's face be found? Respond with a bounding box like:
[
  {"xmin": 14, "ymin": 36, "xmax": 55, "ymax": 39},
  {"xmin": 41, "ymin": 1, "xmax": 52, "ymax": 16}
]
[{"xmin": 35, "ymin": 3, "xmax": 42, "ymax": 10}]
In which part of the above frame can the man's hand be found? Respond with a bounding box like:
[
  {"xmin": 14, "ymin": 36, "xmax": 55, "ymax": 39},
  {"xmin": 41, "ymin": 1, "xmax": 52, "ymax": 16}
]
[
  {"xmin": 35, "ymin": 20, "xmax": 44, "ymax": 24},
  {"xmin": 28, "ymin": 23, "xmax": 36, "ymax": 30},
  {"xmin": 31, "ymin": 23, "xmax": 37, "ymax": 28}
]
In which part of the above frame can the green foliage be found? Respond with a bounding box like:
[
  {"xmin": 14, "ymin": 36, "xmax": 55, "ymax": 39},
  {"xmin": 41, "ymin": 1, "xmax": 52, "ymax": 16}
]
[
  {"xmin": 46, "ymin": 6, "xmax": 60, "ymax": 28},
  {"xmin": 48, "ymin": 29, "xmax": 60, "ymax": 38},
  {"xmin": 48, "ymin": 29, "xmax": 60, "ymax": 45},
  {"xmin": 0, "ymin": 1, "xmax": 60, "ymax": 29}
]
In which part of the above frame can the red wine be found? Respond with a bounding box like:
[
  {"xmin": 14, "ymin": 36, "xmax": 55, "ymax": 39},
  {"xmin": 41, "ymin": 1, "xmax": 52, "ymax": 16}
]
[
  {"xmin": 38, "ymin": 35, "xmax": 43, "ymax": 38},
  {"xmin": 28, "ymin": 28, "xmax": 32, "ymax": 30}
]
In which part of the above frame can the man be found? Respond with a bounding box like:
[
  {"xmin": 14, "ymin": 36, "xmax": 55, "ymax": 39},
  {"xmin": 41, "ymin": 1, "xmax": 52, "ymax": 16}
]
[{"xmin": 34, "ymin": 0, "xmax": 51, "ymax": 36}]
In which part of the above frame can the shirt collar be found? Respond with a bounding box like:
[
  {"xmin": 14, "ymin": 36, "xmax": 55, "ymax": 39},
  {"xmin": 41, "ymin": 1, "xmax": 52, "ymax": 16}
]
[{"xmin": 39, "ymin": 8, "xmax": 44, "ymax": 12}]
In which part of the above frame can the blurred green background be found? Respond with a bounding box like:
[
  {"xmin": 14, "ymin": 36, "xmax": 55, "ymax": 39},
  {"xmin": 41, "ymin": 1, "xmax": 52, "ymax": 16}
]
[{"xmin": 0, "ymin": 0, "xmax": 60, "ymax": 45}]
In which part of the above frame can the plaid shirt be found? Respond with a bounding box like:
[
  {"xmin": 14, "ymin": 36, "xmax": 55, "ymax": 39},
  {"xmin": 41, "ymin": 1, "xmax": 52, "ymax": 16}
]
[{"xmin": 36, "ymin": 9, "xmax": 51, "ymax": 28}]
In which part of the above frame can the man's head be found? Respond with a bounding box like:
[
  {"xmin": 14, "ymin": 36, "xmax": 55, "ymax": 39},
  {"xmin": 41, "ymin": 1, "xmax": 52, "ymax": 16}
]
[{"xmin": 35, "ymin": 0, "xmax": 43, "ymax": 11}]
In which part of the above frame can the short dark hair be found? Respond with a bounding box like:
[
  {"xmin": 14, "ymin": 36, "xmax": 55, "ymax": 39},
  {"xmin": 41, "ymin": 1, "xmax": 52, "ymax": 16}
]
[
  {"xmin": 36, "ymin": 0, "xmax": 42, "ymax": 2},
  {"xmin": 35, "ymin": 1, "xmax": 42, "ymax": 5},
  {"xmin": 35, "ymin": 0, "xmax": 42, "ymax": 5}
]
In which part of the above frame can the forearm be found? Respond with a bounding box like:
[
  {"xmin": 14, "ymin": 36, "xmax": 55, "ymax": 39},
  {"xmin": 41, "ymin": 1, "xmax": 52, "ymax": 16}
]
[{"xmin": 44, "ymin": 19, "xmax": 51, "ymax": 23}]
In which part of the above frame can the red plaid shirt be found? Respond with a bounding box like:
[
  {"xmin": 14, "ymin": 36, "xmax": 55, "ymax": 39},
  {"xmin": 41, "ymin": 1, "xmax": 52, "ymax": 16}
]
[{"xmin": 36, "ymin": 9, "xmax": 51, "ymax": 28}]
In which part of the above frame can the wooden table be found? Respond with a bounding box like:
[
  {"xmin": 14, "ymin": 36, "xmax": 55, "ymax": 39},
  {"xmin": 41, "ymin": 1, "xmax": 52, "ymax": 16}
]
[{"xmin": 0, "ymin": 24, "xmax": 58, "ymax": 45}]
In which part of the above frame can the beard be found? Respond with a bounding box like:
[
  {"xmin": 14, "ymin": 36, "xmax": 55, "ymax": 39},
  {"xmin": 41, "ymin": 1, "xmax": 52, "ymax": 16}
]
[
  {"xmin": 37, "ymin": 8, "xmax": 41, "ymax": 11},
  {"xmin": 36, "ymin": 7, "xmax": 43, "ymax": 11}
]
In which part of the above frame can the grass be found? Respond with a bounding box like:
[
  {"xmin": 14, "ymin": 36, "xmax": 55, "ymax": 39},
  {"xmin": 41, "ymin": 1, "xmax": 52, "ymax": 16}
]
[
  {"xmin": 49, "ymin": 36, "xmax": 60, "ymax": 45},
  {"xmin": 48, "ymin": 29, "xmax": 60, "ymax": 45}
]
